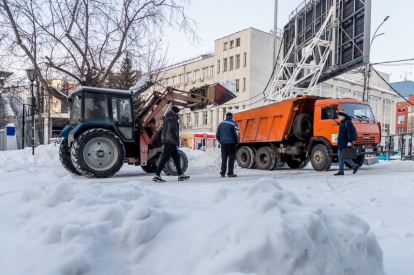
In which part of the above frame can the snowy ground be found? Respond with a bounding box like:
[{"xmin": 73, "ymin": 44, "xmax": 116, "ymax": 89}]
[{"xmin": 1, "ymin": 145, "xmax": 413, "ymax": 274}]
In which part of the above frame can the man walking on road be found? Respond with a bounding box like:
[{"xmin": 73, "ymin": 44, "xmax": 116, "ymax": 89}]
[
  {"xmin": 153, "ymin": 106, "xmax": 190, "ymax": 183},
  {"xmin": 216, "ymin": 112, "xmax": 239, "ymax": 178},
  {"xmin": 334, "ymin": 111, "xmax": 359, "ymax": 176}
]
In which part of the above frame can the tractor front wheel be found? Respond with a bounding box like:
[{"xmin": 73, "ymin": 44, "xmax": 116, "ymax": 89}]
[
  {"xmin": 71, "ymin": 129, "xmax": 125, "ymax": 178},
  {"xmin": 59, "ymin": 139, "xmax": 81, "ymax": 175}
]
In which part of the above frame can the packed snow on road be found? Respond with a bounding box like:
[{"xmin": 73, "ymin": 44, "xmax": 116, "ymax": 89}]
[{"xmin": 1, "ymin": 145, "xmax": 413, "ymax": 275}]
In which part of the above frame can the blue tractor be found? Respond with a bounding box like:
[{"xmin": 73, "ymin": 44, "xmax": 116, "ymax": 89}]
[{"xmin": 59, "ymin": 84, "xmax": 235, "ymax": 178}]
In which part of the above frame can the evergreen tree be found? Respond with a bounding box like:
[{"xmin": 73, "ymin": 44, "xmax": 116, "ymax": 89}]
[{"xmin": 118, "ymin": 53, "xmax": 137, "ymax": 90}]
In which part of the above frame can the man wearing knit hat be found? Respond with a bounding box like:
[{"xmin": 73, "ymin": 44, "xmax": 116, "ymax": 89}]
[
  {"xmin": 153, "ymin": 106, "xmax": 190, "ymax": 182},
  {"xmin": 335, "ymin": 111, "xmax": 359, "ymax": 176},
  {"xmin": 216, "ymin": 112, "xmax": 239, "ymax": 177}
]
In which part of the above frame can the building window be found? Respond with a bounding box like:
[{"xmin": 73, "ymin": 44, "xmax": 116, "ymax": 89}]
[
  {"xmin": 230, "ymin": 56, "xmax": 234, "ymax": 70},
  {"xmin": 217, "ymin": 61, "xmax": 220, "ymax": 73},
  {"xmin": 210, "ymin": 110, "xmax": 214, "ymax": 125},
  {"xmin": 186, "ymin": 113, "xmax": 191, "ymax": 126},
  {"xmin": 223, "ymin": 42, "xmax": 228, "ymax": 50},
  {"xmin": 222, "ymin": 107, "xmax": 226, "ymax": 120},
  {"xmin": 230, "ymin": 40, "xmax": 234, "ymax": 48},
  {"xmin": 187, "ymin": 72, "xmax": 192, "ymax": 82},
  {"xmin": 398, "ymin": 115, "xmax": 406, "ymax": 124},
  {"xmin": 320, "ymin": 84, "xmax": 331, "ymax": 97},
  {"xmin": 195, "ymin": 70, "xmax": 200, "ymax": 80},
  {"xmin": 203, "ymin": 111, "xmax": 208, "ymax": 125},
  {"xmin": 242, "ymin": 105, "xmax": 245, "ymax": 109},
  {"xmin": 203, "ymin": 67, "xmax": 208, "ymax": 78},
  {"xmin": 234, "ymin": 106, "xmax": 239, "ymax": 110},
  {"xmin": 353, "ymin": 91, "xmax": 363, "ymax": 101},
  {"xmin": 180, "ymin": 74, "xmax": 184, "ymax": 84},
  {"xmin": 235, "ymin": 79, "xmax": 240, "ymax": 92},
  {"xmin": 223, "ymin": 58, "xmax": 227, "ymax": 72},
  {"xmin": 369, "ymin": 96, "xmax": 379, "ymax": 118},
  {"xmin": 398, "ymin": 127, "xmax": 405, "ymax": 134},
  {"xmin": 382, "ymin": 99, "xmax": 392, "ymax": 134},
  {"xmin": 172, "ymin": 76, "xmax": 177, "ymax": 85},
  {"xmin": 337, "ymin": 87, "xmax": 350, "ymax": 98},
  {"xmin": 165, "ymin": 78, "xmax": 169, "ymax": 86},
  {"xmin": 243, "ymin": 78, "xmax": 246, "ymax": 91},
  {"xmin": 194, "ymin": 112, "xmax": 199, "ymax": 126},
  {"xmin": 236, "ymin": 54, "xmax": 240, "ymax": 69},
  {"xmin": 243, "ymin": 52, "xmax": 247, "ymax": 67},
  {"xmin": 211, "ymin": 66, "xmax": 214, "ymax": 76},
  {"xmin": 236, "ymin": 38, "xmax": 240, "ymax": 47}
]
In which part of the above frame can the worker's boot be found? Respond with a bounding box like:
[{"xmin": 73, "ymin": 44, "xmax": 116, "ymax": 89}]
[
  {"xmin": 178, "ymin": 175, "xmax": 190, "ymax": 181},
  {"xmin": 153, "ymin": 175, "xmax": 166, "ymax": 183}
]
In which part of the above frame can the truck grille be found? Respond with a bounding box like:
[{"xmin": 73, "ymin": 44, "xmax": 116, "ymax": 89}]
[{"xmin": 355, "ymin": 137, "xmax": 375, "ymax": 144}]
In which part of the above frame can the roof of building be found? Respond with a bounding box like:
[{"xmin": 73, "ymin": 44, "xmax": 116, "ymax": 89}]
[{"xmin": 389, "ymin": 81, "xmax": 414, "ymax": 97}]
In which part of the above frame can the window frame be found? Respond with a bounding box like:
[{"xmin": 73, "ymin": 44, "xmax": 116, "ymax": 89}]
[
  {"xmin": 243, "ymin": 52, "xmax": 247, "ymax": 67},
  {"xmin": 230, "ymin": 40, "xmax": 234, "ymax": 48},
  {"xmin": 236, "ymin": 38, "xmax": 240, "ymax": 47},
  {"xmin": 236, "ymin": 54, "xmax": 240, "ymax": 69},
  {"xmin": 223, "ymin": 58, "xmax": 228, "ymax": 72},
  {"xmin": 235, "ymin": 79, "xmax": 240, "ymax": 92},
  {"xmin": 229, "ymin": 56, "xmax": 234, "ymax": 70},
  {"xmin": 223, "ymin": 42, "xmax": 228, "ymax": 51}
]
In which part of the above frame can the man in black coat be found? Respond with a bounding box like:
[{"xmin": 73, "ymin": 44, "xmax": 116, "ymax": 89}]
[
  {"xmin": 334, "ymin": 111, "xmax": 359, "ymax": 176},
  {"xmin": 216, "ymin": 112, "xmax": 239, "ymax": 177},
  {"xmin": 153, "ymin": 106, "xmax": 190, "ymax": 182}
]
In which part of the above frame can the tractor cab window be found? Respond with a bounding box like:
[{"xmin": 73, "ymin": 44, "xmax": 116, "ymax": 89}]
[
  {"xmin": 84, "ymin": 93, "xmax": 109, "ymax": 122},
  {"xmin": 321, "ymin": 106, "xmax": 337, "ymax": 120},
  {"xmin": 70, "ymin": 94, "xmax": 82, "ymax": 124},
  {"xmin": 111, "ymin": 97, "xmax": 132, "ymax": 123}
]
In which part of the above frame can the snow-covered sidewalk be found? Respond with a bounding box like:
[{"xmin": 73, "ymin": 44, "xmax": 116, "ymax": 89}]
[{"xmin": 1, "ymin": 145, "xmax": 413, "ymax": 274}]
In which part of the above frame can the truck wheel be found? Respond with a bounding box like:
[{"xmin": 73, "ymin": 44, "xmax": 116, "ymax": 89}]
[
  {"xmin": 236, "ymin": 146, "xmax": 255, "ymax": 169},
  {"xmin": 293, "ymin": 113, "xmax": 313, "ymax": 140},
  {"xmin": 255, "ymin": 146, "xmax": 276, "ymax": 170},
  {"xmin": 71, "ymin": 129, "xmax": 125, "ymax": 178},
  {"xmin": 345, "ymin": 155, "xmax": 365, "ymax": 169},
  {"xmin": 59, "ymin": 139, "xmax": 81, "ymax": 175},
  {"xmin": 271, "ymin": 158, "xmax": 282, "ymax": 170},
  {"xmin": 299, "ymin": 161, "xmax": 309, "ymax": 169},
  {"xmin": 160, "ymin": 149, "xmax": 188, "ymax": 176},
  {"xmin": 286, "ymin": 158, "xmax": 302, "ymax": 169},
  {"xmin": 310, "ymin": 144, "xmax": 332, "ymax": 171}
]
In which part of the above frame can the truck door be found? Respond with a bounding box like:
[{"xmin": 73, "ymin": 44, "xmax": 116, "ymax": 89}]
[{"xmin": 314, "ymin": 105, "xmax": 339, "ymax": 145}]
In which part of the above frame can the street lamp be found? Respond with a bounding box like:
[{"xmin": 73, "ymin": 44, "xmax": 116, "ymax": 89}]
[
  {"xmin": 26, "ymin": 68, "xmax": 37, "ymax": 155},
  {"xmin": 371, "ymin": 16, "xmax": 390, "ymax": 46},
  {"xmin": 363, "ymin": 16, "xmax": 390, "ymax": 102}
]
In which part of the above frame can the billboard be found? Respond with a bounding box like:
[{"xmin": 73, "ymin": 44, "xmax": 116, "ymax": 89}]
[{"xmin": 283, "ymin": 0, "xmax": 371, "ymax": 87}]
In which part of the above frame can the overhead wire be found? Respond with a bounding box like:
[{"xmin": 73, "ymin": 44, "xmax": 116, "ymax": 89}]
[{"xmin": 371, "ymin": 66, "xmax": 414, "ymax": 106}]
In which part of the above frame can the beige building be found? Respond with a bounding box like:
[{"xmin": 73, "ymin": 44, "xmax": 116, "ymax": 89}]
[{"xmin": 149, "ymin": 28, "xmax": 278, "ymax": 133}]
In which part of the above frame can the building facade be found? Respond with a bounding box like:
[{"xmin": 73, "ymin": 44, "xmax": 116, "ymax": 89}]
[
  {"xmin": 149, "ymin": 28, "xmax": 278, "ymax": 133},
  {"xmin": 390, "ymin": 81, "xmax": 414, "ymax": 134}
]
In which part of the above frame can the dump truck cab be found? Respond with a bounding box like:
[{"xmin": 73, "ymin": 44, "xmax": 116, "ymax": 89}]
[{"xmin": 313, "ymin": 98, "xmax": 382, "ymax": 155}]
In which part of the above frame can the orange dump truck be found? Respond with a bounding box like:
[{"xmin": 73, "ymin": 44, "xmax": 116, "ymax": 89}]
[{"xmin": 233, "ymin": 96, "xmax": 383, "ymax": 171}]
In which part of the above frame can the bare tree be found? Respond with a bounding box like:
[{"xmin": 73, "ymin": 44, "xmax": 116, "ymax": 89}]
[{"xmin": 0, "ymin": 0, "xmax": 198, "ymax": 99}]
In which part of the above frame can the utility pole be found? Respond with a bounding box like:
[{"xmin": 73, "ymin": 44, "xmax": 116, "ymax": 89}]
[{"xmin": 273, "ymin": 0, "xmax": 278, "ymax": 66}]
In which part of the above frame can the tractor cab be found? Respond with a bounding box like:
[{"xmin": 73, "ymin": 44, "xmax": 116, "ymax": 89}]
[{"xmin": 65, "ymin": 87, "xmax": 134, "ymax": 144}]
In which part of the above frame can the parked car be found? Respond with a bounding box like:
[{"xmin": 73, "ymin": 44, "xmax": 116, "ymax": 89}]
[
  {"xmin": 389, "ymin": 152, "xmax": 402, "ymax": 160},
  {"xmin": 378, "ymin": 151, "xmax": 400, "ymax": 160}
]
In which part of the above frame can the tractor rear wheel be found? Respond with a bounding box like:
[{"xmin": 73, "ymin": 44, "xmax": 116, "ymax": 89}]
[
  {"xmin": 71, "ymin": 128, "xmax": 125, "ymax": 178},
  {"xmin": 59, "ymin": 139, "xmax": 81, "ymax": 175},
  {"xmin": 159, "ymin": 149, "xmax": 188, "ymax": 176}
]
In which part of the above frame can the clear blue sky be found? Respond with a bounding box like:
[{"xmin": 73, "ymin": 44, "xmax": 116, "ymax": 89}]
[{"xmin": 164, "ymin": 0, "xmax": 414, "ymax": 83}]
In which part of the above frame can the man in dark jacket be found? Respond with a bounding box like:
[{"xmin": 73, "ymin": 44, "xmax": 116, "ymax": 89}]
[
  {"xmin": 216, "ymin": 112, "xmax": 239, "ymax": 177},
  {"xmin": 153, "ymin": 106, "xmax": 190, "ymax": 182},
  {"xmin": 335, "ymin": 111, "xmax": 359, "ymax": 176}
]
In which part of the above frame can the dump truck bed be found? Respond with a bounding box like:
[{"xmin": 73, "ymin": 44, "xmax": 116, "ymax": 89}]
[{"xmin": 233, "ymin": 96, "xmax": 321, "ymax": 143}]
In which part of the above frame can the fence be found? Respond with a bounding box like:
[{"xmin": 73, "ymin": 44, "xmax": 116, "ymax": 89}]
[{"xmin": 384, "ymin": 133, "xmax": 413, "ymax": 160}]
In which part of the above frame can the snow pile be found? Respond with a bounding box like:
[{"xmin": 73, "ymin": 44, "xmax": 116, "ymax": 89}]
[
  {"xmin": 0, "ymin": 144, "xmax": 60, "ymax": 168},
  {"xmin": 179, "ymin": 147, "xmax": 204, "ymax": 160},
  {"xmin": 0, "ymin": 163, "xmax": 385, "ymax": 275},
  {"xmin": 215, "ymin": 79, "xmax": 237, "ymax": 96},
  {"xmin": 188, "ymin": 147, "xmax": 223, "ymax": 170}
]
